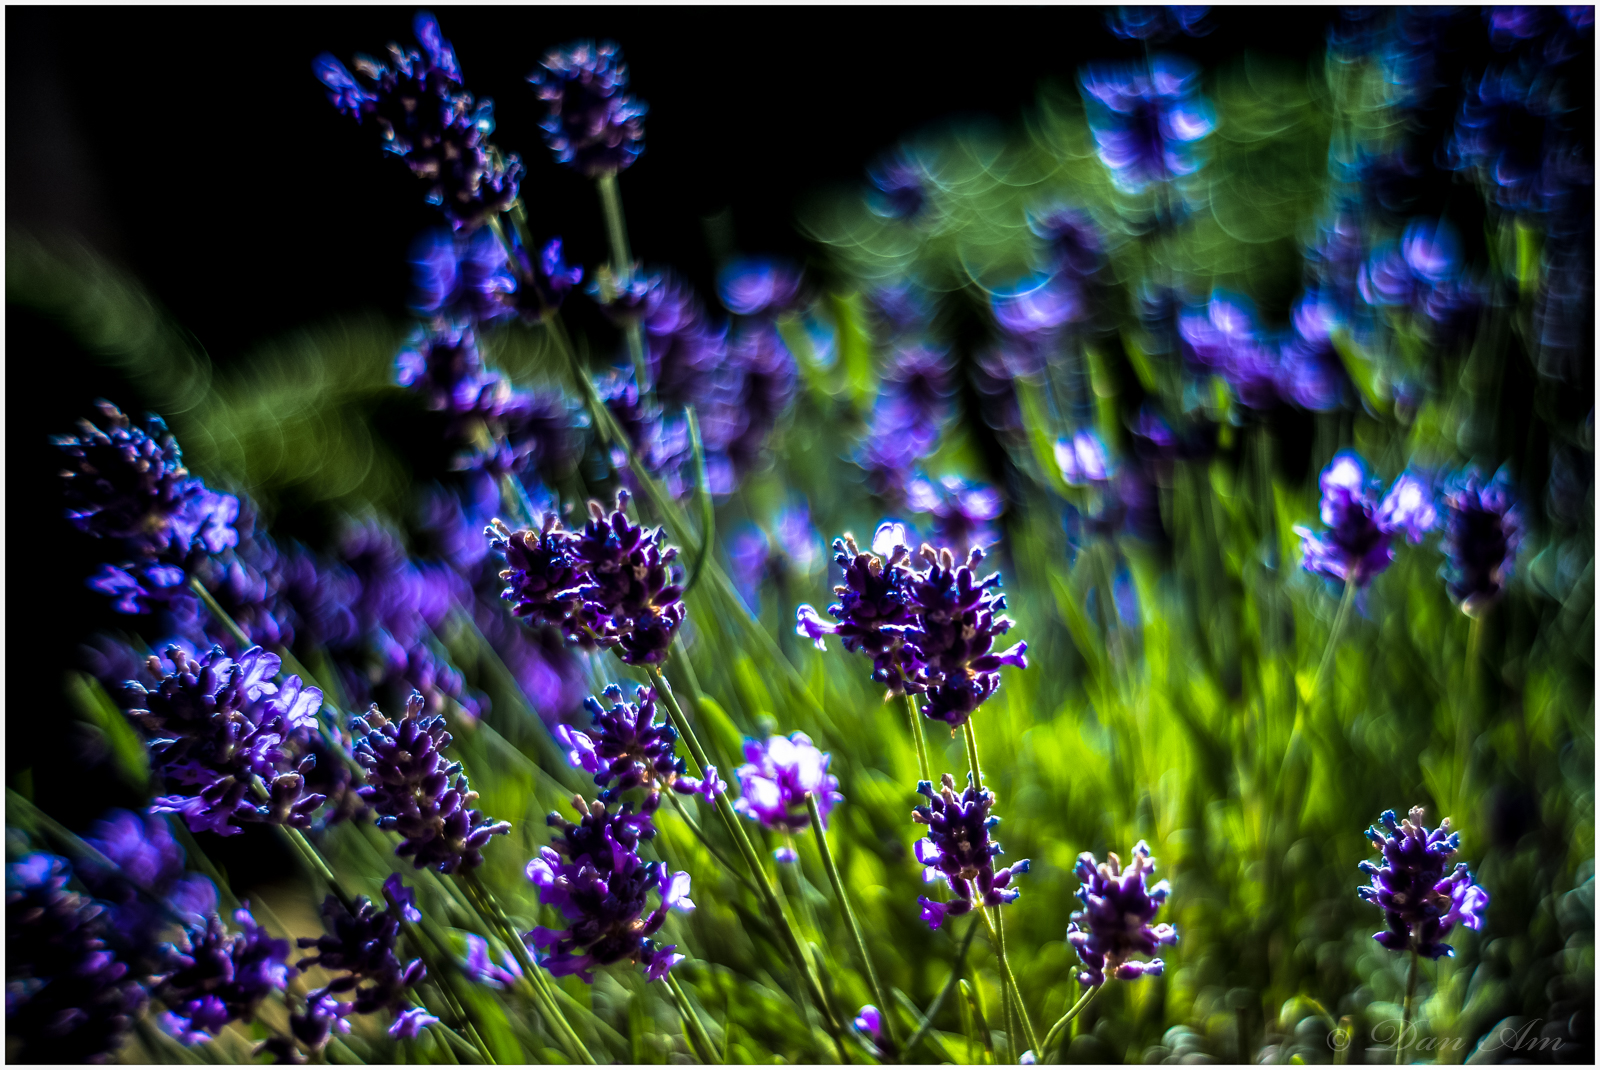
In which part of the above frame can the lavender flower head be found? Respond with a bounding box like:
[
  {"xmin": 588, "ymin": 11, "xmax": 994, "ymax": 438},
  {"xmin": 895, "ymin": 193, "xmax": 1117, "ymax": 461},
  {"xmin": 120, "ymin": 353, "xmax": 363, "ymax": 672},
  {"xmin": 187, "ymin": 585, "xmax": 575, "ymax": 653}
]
[
  {"xmin": 314, "ymin": 13, "xmax": 521, "ymax": 229},
  {"xmin": 991, "ymin": 273, "xmax": 1085, "ymax": 339},
  {"xmin": 796, "ymin": 522, "xmax": 918, "ymax": 691},
  {"xmin": 1066, "ymin": 841, "xmax": 1177, "ymax": 985},
  {"xmin": 487, "ymin": 513, "xmax": 583, "ymax": 629},
  {"xmin": 56, "ymin": 400, "xmax": 240, "ymax": 561},
  {"xmin": 1294, "ymin": 452, "xmax": 1437, "ymax": 587},
  {"xmin": 125, "ymin": 645, "xmax": 327, "ymax": 837},
  {"xmin": 570, "ymin": 491, "xmax": 687, "ymax": 666},
  {"xmin": 351, "ymin": 691, "xmax": 511, "ymax": 873},
  {"xmin": 718, "ymin": 256, "xmax": 804, "ymax": 317},
  {"xmin": 1079, "ymin": 55, "xmax": 1215, "ymax": 192},
  {"xmin": 155, "ymin": 906, "xmax": 292, "ymax": 1044},
  {"xmin": 529, "ymin": 41, "xmax": 647, "ymax": 177},
  {"xmin": 868, "ymin": 151, "xmax": 933, "ymax": 221},
  {"xmin": 6, "ymin": 853, "xmax": 146, "ymax": 1063},
  {"xmin": 896, "ymin": 543, "xmax": 1029, "ymax": 728},
  {"xmin": 1056, "ymin": 431, "xmax": 1114, "ymax": 487},
  {"xmin": 1029, "ymin": 204, "xmax": 1106, "ymax": 279},
  {"xmin": 295, "ymin": 874, "xmax": 429, "ymax": 1036},
  {"xmin": 1358, "ymin": 807, "xmax": 1489, "ymax": 959},
  {"xmin": 732, "ymin": 733, "xmax": 843, "ymax": 834},
  {"xmin": 1450, "ymin": 65, "xmax": 1565, "ymax": 214},
  {"xmin": 557, "ymin": 683, "xmax": 724, "ymax": 805},
  {"xmin": 525, "ymin": 796, "xmax": 693, "ymax": 983},
  {"xmin": 1107, "ymin": 6, "xmax": 1211, "ymax": 41},
  {"xmin": 912, "ymin": 773, "xmax": 1030, "ymax": 930},
  {"xmin": 1440, "ymin": 468, "xmax": 1524, "ymax": 615},
  {"xmin": 79, "ymin": 810, "xmax": 218, "ymax": 964},
  {"xmin": 409, "ymin": 226, "xmax": 515, "ymax": 327}
]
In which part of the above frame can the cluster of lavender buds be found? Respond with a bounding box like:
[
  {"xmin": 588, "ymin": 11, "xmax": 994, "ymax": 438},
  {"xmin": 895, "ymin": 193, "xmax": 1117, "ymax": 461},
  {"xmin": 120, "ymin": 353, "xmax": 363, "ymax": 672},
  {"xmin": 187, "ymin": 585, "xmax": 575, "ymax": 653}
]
[
  {"xmin": 1358, "ymin": 808, "xmax": 1489, "ymax": 959},
  {"xmin": 798, "ymin": 523, "xmax": 1028, "ymax": 728},
  {"xmin": 1067, "ymin": 842, "xmax": 1177, "ymax": 986},
  {"xmin": 123, "ymin": 646, "xmax": 327, "ymax": 837},
  {"xmin": 908, "ymin": 474, "xmax": 1004, "ymax": 558},
  {"xmin": 488, "ymin": 490, "xmax": 686, "ymax": 666},
  {"xmin": 732, "ymin": 733, "xmax": 842, "ymax": 841},
  {"xmin": 525, "ymin": 796, "xmax": 693, "ymax": 983},
  {"xmin": 856, "ymin": 345, "xmax": 954, "ymax": 504},
  {"xmin": 912, "ymin": 773, "xmax": 1029, "ymax": 930},
  {"xmin": 1178, "ymin": 292, "xmax": 1350, "ymax": 413},
  {"xmin": 315, "ymin": 13, "xmax": 520, "ymax": 229},
  {"xmin": 1295, "ymin": 452, "xmax": 1436, "ymax": 588},
  {"xmin": 56, "ymin": 401, "xmax": 239, "ymax": 615},
  {"xmin": 1078, "ymin": 55, "xmax": 1215, "ymax": 194},
  {"xmin": 78, "ymin": 810, "xmax": 218, "ymax": 972},
  {"xmin": 1440, "ymin": 468, "xmax": 1524, "ymax": 615},
  {"xmin": 556, "ymin": 684, "xmax": 723, "ymax": 808},
  {"xmin": 1359, "ymin": 218, "xmax": 1482, "ymax": 346},
  {"xmin": 351, "ymin": 692, "xmax": 511, "ymax": 874},
  {"xmin": 154, "ymin": 906, "xmax": 292, "ymax": 1044},
  {"xmin": 528, "ymin": 41, "xmax": 646, "ymax": 178},
  {"xmin": 6, "ymin": 853, "xmax": 147, "ymax": 1062},
  {"xmin": 294, "ymin": 874, "xmax": 435, "ymax": 1044}
]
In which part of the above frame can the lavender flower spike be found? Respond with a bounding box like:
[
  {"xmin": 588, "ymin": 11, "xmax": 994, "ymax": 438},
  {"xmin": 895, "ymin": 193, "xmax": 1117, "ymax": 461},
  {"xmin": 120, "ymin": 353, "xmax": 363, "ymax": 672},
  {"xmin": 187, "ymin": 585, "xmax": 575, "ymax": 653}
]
[
  {"xmin": 528, "ymin": 41, "xmax": 647, "ymax": 177},
  {"xmin": 351, "ymin": 692, "xmax": 511, "ymax": 873},
  {"xmin": 1066, "ymin": 841, "xmax": 1176, "ymax": 986},
  {"xmin": 733, "ymin": 732, "xmax": 843, "ymax": 834},
  {"xmin": 795, "ymin": 522, "xmax": 916, "ymax": 686},
  {"xmin": 1294, "ymin": 452, "xmax": 1436, "ymax": 587},
  {"xmin": 156, "ymin": 906, "xmax": 293, "ymax": 1044},
  {"xmin": 557, "ymin": 683, "xmax": 724, "ymax": 805},
  {"xmin": 1359, "ymin": 807, "xmax": 1489, "ymax": 960},
  {"xmin": 524, "ymin": 796, "xmax": 692, "ymax": 983},
  {"xmin": 913, "ymin": 773, "xmax": 1029, "ymax": 930},
  {"xmin": 1440, "ymin": 468, "xmax": 1524, "ymax": 616}
]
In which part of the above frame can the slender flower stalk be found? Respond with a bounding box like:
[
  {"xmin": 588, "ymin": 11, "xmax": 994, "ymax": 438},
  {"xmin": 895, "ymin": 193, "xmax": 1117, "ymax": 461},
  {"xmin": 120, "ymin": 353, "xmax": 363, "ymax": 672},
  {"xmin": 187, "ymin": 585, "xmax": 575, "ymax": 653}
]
[
  {"xmin": 806, "ymin": 792, "xmax": 903, "ymax": 1057},
  {"xmin": 663, "ymin": 971, "xmax": 719, "ymax": 1064}
]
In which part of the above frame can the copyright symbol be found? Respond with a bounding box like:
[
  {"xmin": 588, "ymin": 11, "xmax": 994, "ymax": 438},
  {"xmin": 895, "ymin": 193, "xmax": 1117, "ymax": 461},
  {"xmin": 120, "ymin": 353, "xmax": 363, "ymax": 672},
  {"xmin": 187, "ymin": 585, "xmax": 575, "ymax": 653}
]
[{"xmin": 1328, "ymin": 1027, "xmax": 1352, "ymax": 1052}]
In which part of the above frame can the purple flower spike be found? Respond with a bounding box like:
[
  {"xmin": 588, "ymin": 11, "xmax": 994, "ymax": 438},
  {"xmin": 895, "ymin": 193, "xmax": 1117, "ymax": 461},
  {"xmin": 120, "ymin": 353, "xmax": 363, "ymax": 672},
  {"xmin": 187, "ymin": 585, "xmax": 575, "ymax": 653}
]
[
  {"xmin": 529, "ymin": 41, "xmax": 646, "ymax": 177},
  {"xmin": 564, "ymin": 683, "xmax": 702, "ymax": 806},
  {"xmin": 733, "ymin": 733, "xmax": 843, "ymax": 833},
  {"xmin": 1066, "ymin": 841, "xmax": 1176, "ymax": 986},
  {"xmin": 1359, "ymin": 807, "xmax": 1489, "ymax": 960},
  {"xmin": 570, "ymin": 491, "xmax": 686, "ymax": 665},
  {"xmin": 127, "ymin": 645, "xmax": 327, "ymax": 837},
  {"xmin": 6, "ymin": 853, "xmax": 146, "ymax": 1062},
  {"xmin": 488, "ymin": 514, "xmax": 584, "ymax": 628},
  {"xmin": 897, "ymin": 544, "xmax": 1028, "ymax": 729},
  {"xmin": 297, "ymin": 878, "xmax": 428, "ymax": 1035},
  {"xmin": 1440, "ymin": 468, "xmax": 1524, "ymax": 615},
  {"xmin": 56, "ymin": 401, "xmax": 239, "ymax": 614},
  {"xmin": 524, "ymin": 796, "xmax": 691, "ymax": 983},
  {"xmin": 1080, "ymin": 55, "xmax": 1215, "ymax": 192},
  {"xmin": 351, "ymin": 692, "xmax": 511, "ymax": 874},
  {"xmin": 1294, "ymin": 452, "xmax": 1437, "ymax": 587},
  {"xmin": 795, "ymin": 522, "xmax": 915, "ymax": 674},
  {"xmin": 718, "ymin": 256, "xmax": 804, "ymax": 317},
  {"xmin": 157, "ymin": 906, "xmax": 292, "ymax": 1043},
  {"xmin": 911, "ymin": 773, "xmax": 1029, "ymax": 929},
  {"xmin": 316, "ymin": 15, "xmax": 521, "ymax": 229}
]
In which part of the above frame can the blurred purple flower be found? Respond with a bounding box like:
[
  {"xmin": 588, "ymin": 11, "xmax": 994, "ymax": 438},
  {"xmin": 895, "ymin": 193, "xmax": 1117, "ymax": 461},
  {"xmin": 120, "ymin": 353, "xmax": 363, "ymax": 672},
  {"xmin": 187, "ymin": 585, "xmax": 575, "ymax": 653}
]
[
  {"xmin": 1107, "ymin": 6, "xmax": 1211, "ymax": 41},
  {"xmin": 525, "ymin": 797, "xmax": 691, "ymax": 983},
  {"xmin": 528, "ymin": 41, "xmax": 646, "ymax": 177},
  {"xmin": 1451, "ymin": 64, "xmax": 1566, "ymax": 213},
  {"xmin": 1056, "ymin": 431, "xmax": 1114, "ymax": 487},
  {"xmin": 1179, "ymin": 293, "xmax": 1282, "ymax": 410},
  {"xmin": 1359, "ymin": 807, "xmax": 1488, "ymax": 959},
  {"xmin": 1294, "ymin": 452, "xmax": 1436, "ymax": 587},
  {"xmin": 718, "ymin": 257, "xmax": 804, "ymax": 317},
  {"xmin": 352, "ymin": 692, "xmax": 511, "ymax": 873},
  {"xmin": 1080, "ymin": 55, "xmax": 1214, "ymax": 192},
  {"xmin": 79, "ymin": 810, "xmax": 218, "ymax": 967},
  {"xmin": 868, "ymin": 152, "xmax": 932, "ymax": 221},
  {"xmin": 1067, "ymin": 841, "xmax": 1176, "ymax": 985},
  {"xmin": 295, "ymin": 880, "xmax": 427, "ymax": 1025},
  {"xmin": 409, "ymin": 226, "xmax": 515, "ymax": 325},
  {"xmin": 992, "ymin": 273, "xmax": 1084, "ymax": 338},
  {"xmin": 733, "ymin": 732, "xmax": 842, "ymax": 833},
  {"xmin": 156, "ymin": 906, "xmax": 291, "ymax": 1044},
  {"xmin": 866, "ymin": 281, "xmax": 932, "ymax": 342},
  {"xmin": 908, "ymin": 474, "xmax": 1004, "ymax": 557},
  {"xmin": 6, "ymin": 853, "xmax": 146, "ymax": 1062},
  {"xmin": 508, "ymin": 230, "xmax": 584, "ymax": 318},
  {"xmin": 463, "ymin": 933, "xmax": 523, "ymax": 989},
  {"xmin": 1440, "ymin": 468, "xmax": 1524, "ymax": 615},
  {"xmin": 913, "ymin": 773, "xmax": 1029, "ymax": 930},
  {"xmin": 1029, "ymin": 205, "xmax": 1105, "ymax": 279},
  {"xmin": 853, "ymin": 1004, "xmax": 884, "ymax": 1044},
  {"xmin": 857, "ymin": 345, "xmax": 955, "ymax": 502}
]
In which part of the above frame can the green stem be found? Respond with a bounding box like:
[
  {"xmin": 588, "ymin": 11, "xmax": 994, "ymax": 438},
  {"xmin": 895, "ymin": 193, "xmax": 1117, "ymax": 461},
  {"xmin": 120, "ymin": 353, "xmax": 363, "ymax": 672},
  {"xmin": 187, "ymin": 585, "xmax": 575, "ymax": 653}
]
[
  {"xmin": 279, "ymin": 826, "xmax": 355, "ymax": 913},
  {"xmin": 684, "ymin": 406, "xmax": 715, "ymax": 595},
  {"xmin": 646, "ymin": 666, "xmax": 849, "ymax": 1057},
  {"xmin": 594, "ymin": 171, "xmax": 650, "ymax": 390},
  {"xmin": 459, "ymin": 872, "xmax": 596, "ymax": 1064},
  {"xmin": 962, "ymin": 720, "xmax": 985, "ymax": 792},
  {"xmin": 1042, "ymin": 984, "xmax": 1101, "ymax": 1063},
  {"xmin": 901, "ymin": 694, "xmax": 933, "ymax": 786},
  {"xmin": 898, "ymin": 917, "xmax": 981, "ymax": 1059},
  {"xmin": 664, "ymin": 790, "xmax": 761, "ymax": 897},
  {"xmin": 960, "ymin": 979, "xmax": 995, "ymax": 1063},
  {"xmin": 188, "ymin": 576, "xmax": 251, "ymax": 648},
  {"xmin": 1314, "ymin": 579, "xmax": 1360, "ymax": 698},
  {"xmin": 978, "ymin": 906, "xmax": 1041, "ymax": 1056},
  {"xmin": 664, "ymin": 970, "xmax": 720, "ymax": 1064},
  {"xmin": 1398, "ymin": 949, "xmax": 1419, "ymax": 1065},
  {"xmin": 806, "ymin": 793, "xmax": 902, "ymax": 1057}
]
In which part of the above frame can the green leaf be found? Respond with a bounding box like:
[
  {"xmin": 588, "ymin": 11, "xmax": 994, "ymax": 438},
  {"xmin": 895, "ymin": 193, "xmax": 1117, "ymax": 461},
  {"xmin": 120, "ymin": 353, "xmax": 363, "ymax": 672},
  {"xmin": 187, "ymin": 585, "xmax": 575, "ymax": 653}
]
[{"xmin": 65, "ymin": 671, "xmax": 148, "ymax": 791}]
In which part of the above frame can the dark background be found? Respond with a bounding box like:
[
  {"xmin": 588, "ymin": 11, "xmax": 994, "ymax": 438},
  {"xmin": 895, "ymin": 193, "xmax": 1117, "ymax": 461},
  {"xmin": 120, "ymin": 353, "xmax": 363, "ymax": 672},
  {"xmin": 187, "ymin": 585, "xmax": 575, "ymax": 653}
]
[{"xmin": 8, "ymin": 5, "xmax": 1339, "ymax": 842}]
